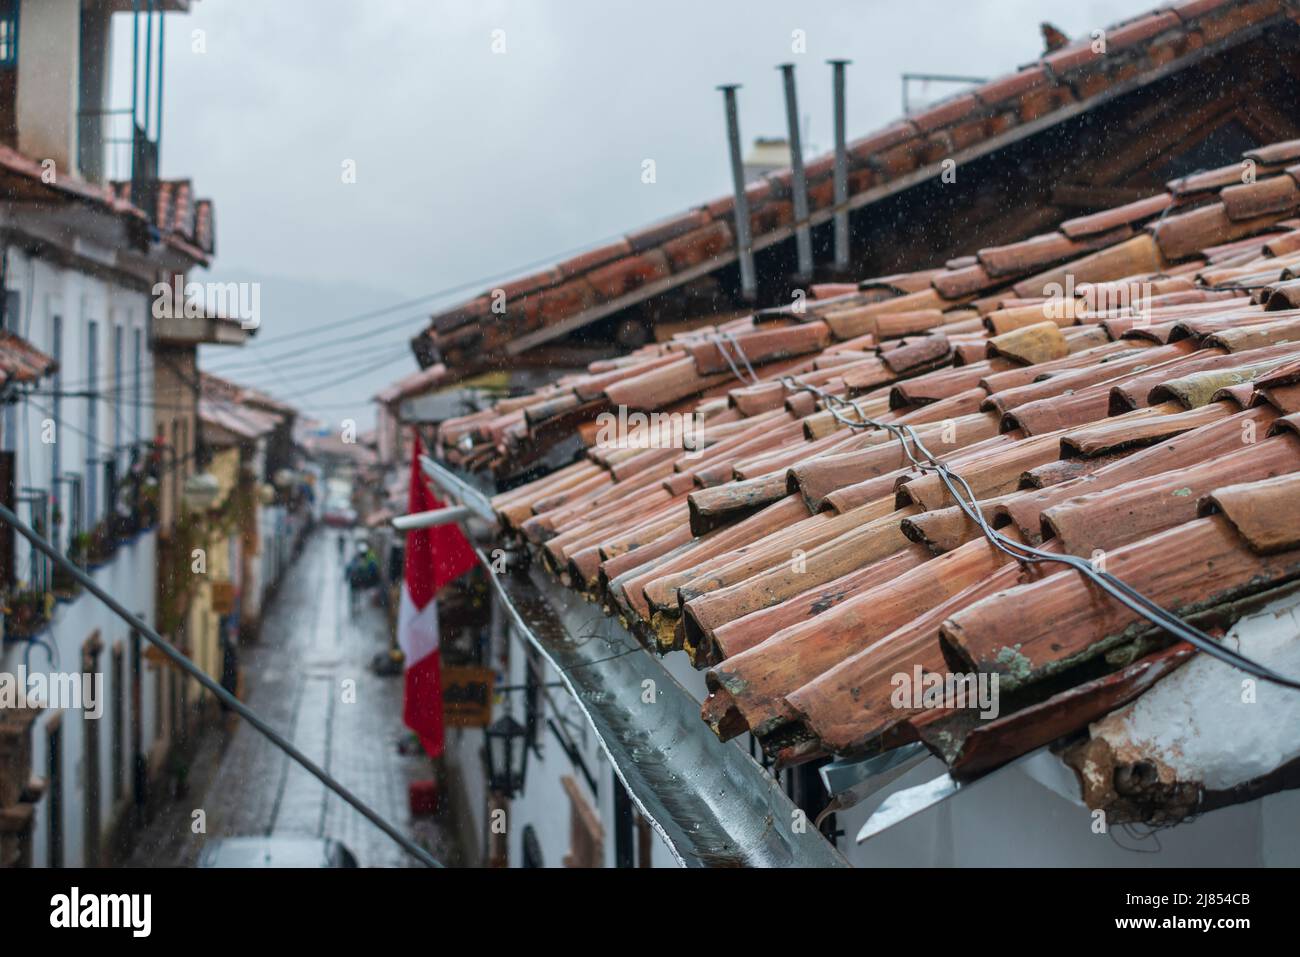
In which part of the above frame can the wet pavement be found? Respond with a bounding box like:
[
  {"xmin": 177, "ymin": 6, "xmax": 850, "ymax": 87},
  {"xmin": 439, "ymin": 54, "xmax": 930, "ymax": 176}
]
[{"xmin": 127, "ymin": 527, "xmax": 457, "ymax": 867}]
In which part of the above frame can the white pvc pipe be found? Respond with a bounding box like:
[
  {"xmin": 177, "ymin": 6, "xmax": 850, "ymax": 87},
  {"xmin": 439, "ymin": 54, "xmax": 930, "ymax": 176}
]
[{"xmin": 391, "ymin": 504, "xmax": 472, "ymax": 532}]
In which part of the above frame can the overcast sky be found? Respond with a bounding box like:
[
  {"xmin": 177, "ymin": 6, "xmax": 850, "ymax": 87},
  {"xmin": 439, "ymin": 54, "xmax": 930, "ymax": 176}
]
[{"xmin": 137, "ymin": 0, "xmax": 1153, "ymax": 425}]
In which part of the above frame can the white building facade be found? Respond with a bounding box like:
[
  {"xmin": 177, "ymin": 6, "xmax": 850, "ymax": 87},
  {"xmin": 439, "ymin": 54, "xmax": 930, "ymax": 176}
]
[{"xmin": 0, "ymin": 0, "xmax": 222, "ymax": 867}]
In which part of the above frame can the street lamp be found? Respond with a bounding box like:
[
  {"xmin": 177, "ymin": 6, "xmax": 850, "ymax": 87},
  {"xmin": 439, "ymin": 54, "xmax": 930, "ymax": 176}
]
[{"xmin": 485, "ymin": 714, "xmax": 529, "ymax": 798}]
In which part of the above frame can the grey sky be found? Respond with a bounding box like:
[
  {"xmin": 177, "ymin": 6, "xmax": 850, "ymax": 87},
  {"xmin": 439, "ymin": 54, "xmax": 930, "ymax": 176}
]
[{"xmin": 151, "ymin": 0, "xmax": 1151, "ymax": 424}]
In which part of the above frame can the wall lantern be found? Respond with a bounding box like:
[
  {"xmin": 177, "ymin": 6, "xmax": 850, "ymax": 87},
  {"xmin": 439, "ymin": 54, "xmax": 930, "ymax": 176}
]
[
  {"xmin": 182, "ymin": 472, "xmax": 221, "ymax": 512},
  {"xmin": 485, "ymin": 714, "xmax": 529, "ymax": 798}
]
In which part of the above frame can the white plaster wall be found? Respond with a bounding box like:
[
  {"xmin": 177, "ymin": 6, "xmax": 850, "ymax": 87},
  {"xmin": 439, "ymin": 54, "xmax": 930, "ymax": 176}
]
[
  {"xmin": 3, "ymin": 246, "xmax": 154, "ymax": 562},
  {"xmin": 834, "ymin": 756, "xmax": 1300, "ymax": 868},
  {"xmin": 5, "ymin": 533, "xmax": 159, "ymax": 867},
  {"xmin": 15, "ymin": 0, "xmax": 82, "ymax": 175},
  {"xmin": 3, "ymin": 243, "xmax": 158, "ymax": 868}
]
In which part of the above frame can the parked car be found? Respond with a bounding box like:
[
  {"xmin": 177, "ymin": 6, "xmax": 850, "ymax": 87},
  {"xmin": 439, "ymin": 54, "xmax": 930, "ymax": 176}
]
[
  {"xmin": 197, "ymin": 837, "xmax": 359, "ymax": 868},
  {"xmin": 322, "ymin": 498, "xmax": 357, "ymax": 527}
]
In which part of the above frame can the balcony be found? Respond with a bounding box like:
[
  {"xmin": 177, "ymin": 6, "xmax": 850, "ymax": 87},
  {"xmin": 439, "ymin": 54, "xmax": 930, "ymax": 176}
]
[{"xmin": 2, "ymin": 441, "xmax": 160, "ymax": 640}]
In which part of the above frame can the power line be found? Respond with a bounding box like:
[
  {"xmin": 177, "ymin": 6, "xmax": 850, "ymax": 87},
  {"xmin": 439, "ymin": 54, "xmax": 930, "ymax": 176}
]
[
  {"xmin": 34, "ymin": 343, "xmax": 413, "ymax": 414},
  {"xmin": 203, "ymin": 223, "xmax": 639, "ymax": 356}
]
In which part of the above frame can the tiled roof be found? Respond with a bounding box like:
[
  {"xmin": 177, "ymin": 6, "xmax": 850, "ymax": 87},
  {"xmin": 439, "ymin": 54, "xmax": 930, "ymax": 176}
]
[
  {"xmin": 420, "ymin": 0, "xmax": 1300, "ymax": 381},
  {"xmin": 438, "ymin": 134, "xmax": 1300, "ymax": 822},
  {"xmin": 373, "ymin": 362, "xmax": 447, "ymax": 406},
  {"xmin": 109, "ymin": 178, "xmax": 217, "ymax": 260},
  {"xmin": 199, "ymin": 372, "xmax": 293, "ymax": 443},
  {"xmin": 0, "ymin": 144, "xmax": 214, "ymax": 264},
  {"xmin": 0, "ymin": 144, "xmax": 142, "ymax": 219},
  {"xmin": 0, "ymin": 331, "xmax": 57, "ymax": 387},
  {"xmin": 198, "ymin": 396, "xmax": 280, "ymax": 443}
]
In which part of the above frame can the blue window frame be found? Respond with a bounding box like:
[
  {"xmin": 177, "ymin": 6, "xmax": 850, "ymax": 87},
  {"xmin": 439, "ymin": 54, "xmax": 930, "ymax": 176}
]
[
  {"xmin": 0, "ymin": 1, "xmax": 18, "ymax": 69},
  {"xmin": 86, "ymin": 319, "xmax": 98, "ymax": 523},
  {"xmin": 51, "ymin": 314, "xmax": 62, "ymax": 544},
  {"xmin": 132, "ymin": 327, "xmax": 143, "ymax": 442},
  {"xmin": 113, "ymin": 322, "xmax": 123, "ymax": 457}
]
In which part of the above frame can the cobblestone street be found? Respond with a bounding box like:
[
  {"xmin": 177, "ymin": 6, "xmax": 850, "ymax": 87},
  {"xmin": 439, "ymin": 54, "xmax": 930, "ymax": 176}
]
[{"xmin": 127, "ymin": 528, "xmax": 459, "ymax": 867}]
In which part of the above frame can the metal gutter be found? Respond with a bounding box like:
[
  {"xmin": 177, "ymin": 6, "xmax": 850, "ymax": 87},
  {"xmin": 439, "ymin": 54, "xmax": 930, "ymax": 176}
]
[
  {"xmin": 423, "ymin": 455, "xmax": 846, "ymax": 866},
  {"xmin": 482, "ymin": 557, "xmax": 849, "ymax": 867},
  {"xmin": 420, "ymin": 455, "xmax": 495, "ymax": 520}
]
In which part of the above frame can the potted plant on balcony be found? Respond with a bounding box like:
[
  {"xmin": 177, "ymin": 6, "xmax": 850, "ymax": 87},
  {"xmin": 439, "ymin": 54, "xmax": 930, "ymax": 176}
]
[
  {"xmin": 85, "ymin": 522, "xmax": 116, "ymax": 567},
  {"xmin": 139, "ymin": 479, "xmax": 160, "ymax": 529},
  {"xmin": 51, "ymin": 557, "xmax": 82, "ymax": 602},
  {"xmin": 3, "ymin": 588, "xmax": 54, "ymax": 639},
  {"xmin": 68, "ymin": 531, "xmax": 91, "ymax": 566}
]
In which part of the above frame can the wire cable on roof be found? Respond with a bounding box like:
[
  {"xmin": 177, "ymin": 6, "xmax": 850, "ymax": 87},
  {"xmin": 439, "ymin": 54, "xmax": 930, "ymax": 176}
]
[{"xmin": 707, "ymin": 332, "xmax": 1300, "ymax": 691}]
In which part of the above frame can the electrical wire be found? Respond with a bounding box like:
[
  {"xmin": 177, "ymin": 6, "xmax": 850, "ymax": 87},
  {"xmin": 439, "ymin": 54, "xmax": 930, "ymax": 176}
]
[
  {"xmin": 201, "ymin": 221, "xmax": 651, "ymax": 357},
  {"xmin": 711, "ymin": 334, "xmax": 1300, "ymax": 691}
]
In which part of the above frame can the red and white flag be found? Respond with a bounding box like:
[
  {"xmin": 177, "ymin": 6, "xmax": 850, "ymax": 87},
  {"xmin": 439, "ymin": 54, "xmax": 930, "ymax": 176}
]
[{"xmin": 398, "ymin": 430, "xmax": 479, "ymax": 759}]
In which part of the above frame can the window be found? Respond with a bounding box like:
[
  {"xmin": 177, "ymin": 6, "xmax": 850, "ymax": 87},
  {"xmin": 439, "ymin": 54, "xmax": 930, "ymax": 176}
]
[
  {"xmin": 85, "ymin": 319, "xmax": 98, "ymax": 523},
  {"xmin": 132, "ymin": 327, "xmax": 143, "ymax": 443},
  {"xmin": 50, "ymin": 315, "xmax": 62, "ymax": 548},
  {"xmin": 0, "ymin": 1, "xmax": 17, "ymax": 69},
  {"xmin": 112, "ymin": 321, "xmax": 123, "ymax": 459},
  {"xmin": 130, "ymin": 628, "xmax": 143, "ymax": 806},
  {"xmin": 45, "ymin": 712, "xmax": 63, "ymax": 868},
  {"xmin": 1, "ymin": 288, "xmax": 18, "ymax": 453},
  {"xmin": 153, "ymin": 661, "xmax": 163, "ymax": 740},
  {"xmin": 81, "ymin": 633, "xmax": 104, "ymax": 867},
  {"xmin": 0, "ymin": 450, "xmax": 13, "ymax": 590},
  {"xmin": 111, "ymin": 643, "xmax": 124, "ymax": 800}
]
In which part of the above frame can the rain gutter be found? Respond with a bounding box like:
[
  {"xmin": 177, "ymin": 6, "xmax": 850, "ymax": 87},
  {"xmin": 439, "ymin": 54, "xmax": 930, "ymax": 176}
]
[{"xmin": 423, "ymin": 456, "xmax": 848, "ymax": 868}]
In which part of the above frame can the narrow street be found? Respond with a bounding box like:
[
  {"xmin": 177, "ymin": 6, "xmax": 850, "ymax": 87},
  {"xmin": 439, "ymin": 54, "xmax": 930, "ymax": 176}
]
[{"xmin": 127, "ymin": 528, "xmax": 459, "ymax": 868}]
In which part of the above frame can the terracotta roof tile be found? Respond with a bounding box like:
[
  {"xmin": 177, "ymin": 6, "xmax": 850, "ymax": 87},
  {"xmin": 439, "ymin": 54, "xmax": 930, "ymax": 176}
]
[
  {"xmin": 0, "ymin": 331, "xmax": 57, "ymax": 386},
  {"xmin": 430, "ymin": 137, "xmax": 1300, "ymax": 808},
  {"xmin": 973, "ymin": 66, "xmax": 1052, "ymax": 105},
  {"xmin": 942, "ymin": 513, "xmax": 1300, "ymax": 692},
  {"xmin": 1220, "ymin": 173, "xmax": 1300, "ymax": 220},
  {"xmin": 1200, "ymin": 471, "xmax": 1300, "ymax": 552},
  {"xmin": 420, "ymin": 6, "xmax": 1293, "ymax": 383}
]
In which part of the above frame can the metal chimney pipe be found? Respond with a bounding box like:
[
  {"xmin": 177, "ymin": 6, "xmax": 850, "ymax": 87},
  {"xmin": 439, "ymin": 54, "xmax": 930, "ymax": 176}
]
[
  {"xmin": 828, "ymin": 59, "xmax": 852, "ymax": 273},
  {"xmin": 718, "ymin": 84, "xmax": 758, "ymax": 302},
  {"xmin": 778, "ymin": 64, "xmax": 813, "ymax": 282}
]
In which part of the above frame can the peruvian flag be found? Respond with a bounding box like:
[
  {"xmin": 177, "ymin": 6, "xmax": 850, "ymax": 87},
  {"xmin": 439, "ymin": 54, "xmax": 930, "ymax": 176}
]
[{"xmin": 399, "ymin": 430, "xmax": 479, "ymax": 759}]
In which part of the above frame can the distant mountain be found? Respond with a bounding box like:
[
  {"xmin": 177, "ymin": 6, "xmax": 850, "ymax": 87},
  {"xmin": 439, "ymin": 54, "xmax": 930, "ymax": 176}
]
[{"xmin": 196, "ymin": 269, "xmax": 428, "ymax": 430}]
